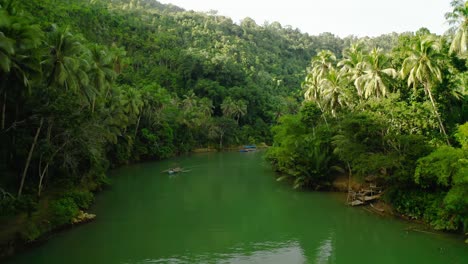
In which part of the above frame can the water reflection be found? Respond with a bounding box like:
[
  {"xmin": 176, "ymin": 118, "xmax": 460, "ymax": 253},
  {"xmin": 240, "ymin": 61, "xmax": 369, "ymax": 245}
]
[
  {"xmin": 129, "ymin": 240, "xmax": 307, "ymax": 264},
  {"xmin": 315, "ymin": 233, "xmax": 335, "ymax": 264}
]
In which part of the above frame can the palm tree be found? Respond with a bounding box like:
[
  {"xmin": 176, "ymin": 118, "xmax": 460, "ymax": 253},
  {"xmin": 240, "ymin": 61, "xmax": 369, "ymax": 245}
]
[
  {"xmin": 401, "ymin": 35, "xmax": 450, "ymax": 144},
  {"xmin": 221, "ymin": 97, "xmax": 247, "ymax": 124},
  {"xmin": 445, "ymin": 0, "xmax": 468, "ymax": 56},
  {"xmin": 88, "ymin": 44, "xmax": 116, "ymax": 112},
  {"xmin": 198, "ymin": 97, "xmax": 214, "ymax": 118},
  {"xmin": 122, "ymin": 86, "xmax": 143, "ymax": 118},
  {"xmin": 303, "ymin": 69, "xmax": 321, "ymax": 103},
  {"xmin": 0, "ymin": 23, "xmax": 14, "ymax": 74},
  {"xmin": 355, "ymin": 48, "xmax": 398, "ymax": 99},
  {"xmin": 221, "ymin": 96, "xmax": 236, "ymax": 118},
  {"xmin": 338, "ymin": 42, "xmax": 366, "ymax": 98},
  {"xmin": 304, "ymin": 50, "xmax": 338, "ymax": 111},
  {"xmin": 320, "ymin": 69, "xmax": 351, "ymax": 116},
  {"xmin": 232, "ymin": 99, "xmax": 247, "ymax": 124},
  {"xmin": 0, "ymin": 1, "xmax": 42, "ymax": 129},
  {"xmin": 43, "ymin": 25, "xmax": 89, "ymax": 94},
  {"xmin": 310, "ymin": 50, "xmax": 336, "ymax": 79},
  {"xmin": 181, "ymin": 90, "xmax": 197, "ymax": 111}
]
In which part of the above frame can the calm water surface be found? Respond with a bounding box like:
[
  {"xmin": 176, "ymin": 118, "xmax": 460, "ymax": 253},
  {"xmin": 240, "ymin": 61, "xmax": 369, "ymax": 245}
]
[{"xmin": 7, "ymin": 151, "xmax": 468, "ymax": 263}]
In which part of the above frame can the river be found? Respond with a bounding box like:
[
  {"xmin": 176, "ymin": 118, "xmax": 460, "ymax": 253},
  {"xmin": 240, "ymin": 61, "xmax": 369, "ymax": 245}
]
[{"xmin": 6, "ymin": 151, "xmax": 468, "ymax": 263}]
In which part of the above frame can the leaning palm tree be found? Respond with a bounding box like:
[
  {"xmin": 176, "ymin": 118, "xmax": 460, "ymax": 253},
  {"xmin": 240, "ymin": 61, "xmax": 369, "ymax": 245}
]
[
  {"xmin": 355, "ymin": 48, "xmax": 398, "ymax": 99},
  {"xmin": 445, "ymin": 0, "xmax": 468, "ymax": 56},
  {"xmin": 401, "ymin": 35, "xmax": 449, "ymax": 144}
]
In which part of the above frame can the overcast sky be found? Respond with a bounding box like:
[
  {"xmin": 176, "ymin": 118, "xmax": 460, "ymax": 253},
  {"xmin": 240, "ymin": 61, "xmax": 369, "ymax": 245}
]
[{"xmin": 158, "ymin": 0, "xmax": 452, "ymax": 37}]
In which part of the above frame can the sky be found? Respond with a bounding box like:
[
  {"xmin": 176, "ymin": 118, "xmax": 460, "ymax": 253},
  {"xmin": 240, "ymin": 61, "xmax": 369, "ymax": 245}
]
[{"xmin": 158, "ymin": 0, "xmax": 452, "ymax": 37}]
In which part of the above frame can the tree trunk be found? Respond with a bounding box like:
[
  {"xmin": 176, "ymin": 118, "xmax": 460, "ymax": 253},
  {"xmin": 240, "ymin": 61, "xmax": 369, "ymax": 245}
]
[
  {"xmin": 91, "ymin": 96, "xmax": 96, "ymax": 113},
  {"xmin": 1, "ymin": 90, "xmax": 6, "ymax": 130},
  {"xmin": 134, "ymin": 114, "xmax": 141, "ymax": 139},
  {"xmin": 219, "ymin": 133, "xmax": 224, "ymax": 150},
  {"xmin": 18, "ymin": 117, "xmax": 44, "ymax": 198},
  {"xmin": 38, "ymin": 163, "xmax": 49, "ymax": 197},
  {"xmin": 346, "ymin": 162, "xmax": 352, "ymax": 204},
  {"xmin": 38, "ymin": 141, "xmax": 67, "ymax": 197},
  {"xmin": 425, "ymin": 84, "xmax": 450, "ymax": 145}
]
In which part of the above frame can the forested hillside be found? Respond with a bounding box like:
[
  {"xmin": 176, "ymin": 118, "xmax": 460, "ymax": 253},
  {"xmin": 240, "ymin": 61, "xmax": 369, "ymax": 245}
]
[
  {"xmin": 2, "ymin": 0, "xmax": 462, "ymax": 254},
  {"xmin": 0, "ymin": 0, "xmax": 359, "ymax": 246},
  {"xmin": 267, "ymin": 1, "xmax": 468, "ymax": 234}
]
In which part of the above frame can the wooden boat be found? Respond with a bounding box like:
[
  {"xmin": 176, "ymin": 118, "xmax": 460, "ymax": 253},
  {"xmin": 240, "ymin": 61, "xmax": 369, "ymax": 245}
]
[
  {"xmin": 243, "ymin": 145, "xmax": 257, "ymax": 149},
  {"xmin": 240, "ymin": 145, "xmax": 257, "ymax": 152},
  {"xmin": 162, "ymin": 167, "xmax": 190, "ymax": 174}
]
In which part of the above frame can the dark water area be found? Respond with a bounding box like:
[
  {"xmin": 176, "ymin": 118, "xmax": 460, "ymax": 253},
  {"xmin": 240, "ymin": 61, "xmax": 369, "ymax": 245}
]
[{"xmin": 7, "ymin": 151, "xmax": 467, "ymax": 263}]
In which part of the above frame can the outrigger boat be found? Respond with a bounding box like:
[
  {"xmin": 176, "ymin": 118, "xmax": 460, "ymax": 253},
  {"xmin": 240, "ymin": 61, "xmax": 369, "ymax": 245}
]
[
  {"xmin": 239, "ymin": 145, "xmax": 257, "ymax": 152},
  {"xmin": 162, "ymin": 167, "xmax": 191, "ymax": 174}
]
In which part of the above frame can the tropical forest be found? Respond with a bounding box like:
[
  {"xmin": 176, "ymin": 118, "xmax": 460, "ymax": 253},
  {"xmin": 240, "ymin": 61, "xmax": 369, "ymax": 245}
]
[{"xmin": 0, "ymin": 0, "xmax": 467, "ymax": 263}]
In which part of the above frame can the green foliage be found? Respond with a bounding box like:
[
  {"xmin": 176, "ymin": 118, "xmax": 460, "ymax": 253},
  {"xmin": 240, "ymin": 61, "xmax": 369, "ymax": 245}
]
[
  {"xmin": 412, "ymin": 123, "xmax": 468, "ymax": 231},
  {"xmin": 64, "ymin": 191, "xmax": 94, "ymax": 209},
  {"xmin": 0, "ymin": 188, "xmax": 17, "ymax": 216},
  {"xmin": 386, "ymin": 189, "xmax": 461, "ymax": 230},
  {"xmin": 414, "ymin": 146, "xmax": 464, "ymax": 187},
  {"xmin": 20, "ymin": 221, "xmax": 41, "ymax": 242},
  {"xmin": 49, "ymin": 197, "xmax": 79, "ymax": 226},
  {"xmin": 0, "ymin": 0, "xmax": 466, "ymax": 241},
  {"xmin": 267, "ymin": 103, "xmax": 337, "ymax": 189},
  {"xmin": 269, "ymin": 8, "xmax": 468, "ymax": 232}
]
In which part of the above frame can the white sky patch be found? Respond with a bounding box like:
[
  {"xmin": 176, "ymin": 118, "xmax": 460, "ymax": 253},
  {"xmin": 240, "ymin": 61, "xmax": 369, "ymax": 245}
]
[{"xmin": 158, "ymin": 0, "xmax": 452, "ymax": 37}]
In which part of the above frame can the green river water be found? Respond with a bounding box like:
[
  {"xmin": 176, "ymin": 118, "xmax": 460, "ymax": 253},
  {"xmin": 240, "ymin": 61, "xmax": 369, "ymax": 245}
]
[{"xmin": 7, "ymin": 151, "xmax": 468, "ymax": 264}]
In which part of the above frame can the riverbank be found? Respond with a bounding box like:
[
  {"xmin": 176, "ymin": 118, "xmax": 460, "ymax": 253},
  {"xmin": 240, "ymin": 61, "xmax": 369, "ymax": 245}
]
[
  {"xmin": 331, "ymin": 175, "xmax": 468, "ymax": 244},
  {"xmin": 0, "ymin": 144, "xmax": 271, "ymax": 260},
  {"xmin": 0, "ymin": 187, "xmax": 100, "ymax": 259}
]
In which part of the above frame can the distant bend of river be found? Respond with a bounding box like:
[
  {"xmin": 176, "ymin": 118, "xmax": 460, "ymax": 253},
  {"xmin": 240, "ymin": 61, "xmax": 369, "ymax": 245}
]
[{"xmin": 7, "ymin": 151, "xmax": 468, "ymax": 264}]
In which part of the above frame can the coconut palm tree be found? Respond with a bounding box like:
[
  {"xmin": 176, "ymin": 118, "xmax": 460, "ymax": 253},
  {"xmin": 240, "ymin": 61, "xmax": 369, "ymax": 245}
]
[
  {"xmin": 232, "ymin": 99, "xmax": 247, "ymax": 124},
  {"xmin": 221, "ymin": 96, "xmax": 236, "ymax": 118},
  {"xmin": 355, "ymin": 48, "xmax": 398, "ymax": 99},
  {"xmin": 43, "ymin": 25, "xmax": 89, "ymax": 94},
  {"xmin": 304, "ymin": 50, "xmax": 338, "ymax": 111},
  {"xmin": 338, "ymin": 42, "xmax": 365, "ymax": 79},
  {"xmin": 445, "ymin": 0, "xmax": 468, "ymax": 56},
  {"xmin": 221, "ymin": 97, "xmax": 247, "ymax": 124},
  {"xmin": 310, "ymin": 50, "xmax": 336, "ymax": 79},
  {"xmin": 181, "ymin": 90, "xmax": 197, "ymax": 111},
  {"xmin": 320, "ymin": 69, "xmax": 352, "ymax": 116},
  {"xmin": 88, "ymin": 44, "xmax": 116, "ymax": 112},
  {"xmin": 0, "ymin": 1, "xmax": 42, "ymax": 129},
  {"xmin": 0, "ymin": 21, "xmax": 14, "ymax": 74},
  {"xmin": 303, "ymin": 70, "xmax": 321, "ymax": 103},
  {"xmin": 338, "ymin": 42, "xmax": 366, "ymax": 98},
  {"xmin": 198, "ymin": 97, "xmax": 214, "ymax": 118},
  {"xmin": 401, "ymin": 35, "xmax": 449, "ymax": 144}
]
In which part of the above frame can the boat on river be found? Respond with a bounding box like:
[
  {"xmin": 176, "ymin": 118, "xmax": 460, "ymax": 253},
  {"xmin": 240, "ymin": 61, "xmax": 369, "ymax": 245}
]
[
  {"xmin": 239, "ymin": 145, "xmax": 257, "ymax": 152},
  {"xmin": 162, "ymin": 167, "xmax": 190, "ymax": 174}
]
